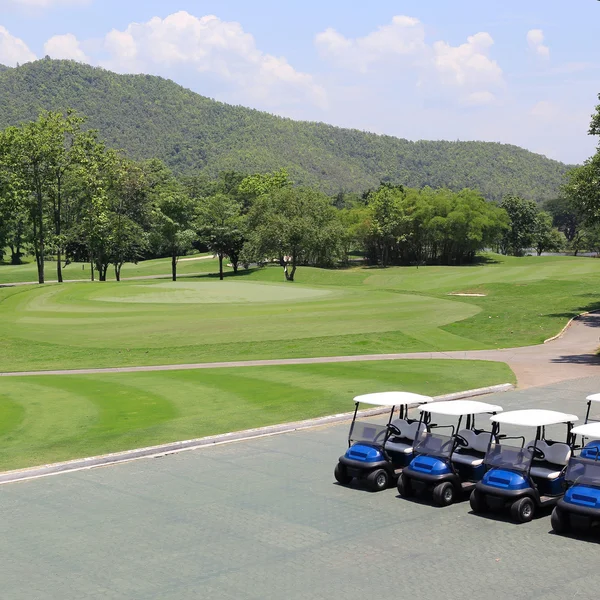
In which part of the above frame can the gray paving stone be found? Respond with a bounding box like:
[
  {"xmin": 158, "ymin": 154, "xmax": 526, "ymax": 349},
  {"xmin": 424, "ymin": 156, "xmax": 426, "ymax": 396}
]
[{"xmin": 3, "ymin": 376, "xmax": 600, "ymax": 599}]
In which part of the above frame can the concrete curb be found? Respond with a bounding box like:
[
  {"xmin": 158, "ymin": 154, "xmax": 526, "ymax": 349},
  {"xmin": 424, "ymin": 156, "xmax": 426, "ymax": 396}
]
[
  {"xmin": 543, "ymin": 311, "xmax": 595, "ymax": 344},
  {"xmin": 0, "ymin": 383, "xmax": 514, "ymax": 486}
]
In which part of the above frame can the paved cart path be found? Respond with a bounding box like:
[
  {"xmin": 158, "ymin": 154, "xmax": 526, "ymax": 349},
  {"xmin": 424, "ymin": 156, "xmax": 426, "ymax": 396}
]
[
  {"xmin": 1, "ymin": 313, "xmax": 599, "ymax": 388},
  {"xmin": 2, "ymin": 378, "xmax": 600, "ymax": 600}
]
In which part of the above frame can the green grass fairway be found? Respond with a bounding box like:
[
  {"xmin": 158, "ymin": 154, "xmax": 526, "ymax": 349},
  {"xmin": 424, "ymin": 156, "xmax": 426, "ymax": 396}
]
[
  {"xmin": 0, "ymin": 253, "xmax": 599, "ymax": 372},
  {"xmin": 0, "ymin": 253, "xmax": 217, "ymax": 285},
  {"xmin": 0, "ymin": 360, "xmax": 514, "ymax": 471}
]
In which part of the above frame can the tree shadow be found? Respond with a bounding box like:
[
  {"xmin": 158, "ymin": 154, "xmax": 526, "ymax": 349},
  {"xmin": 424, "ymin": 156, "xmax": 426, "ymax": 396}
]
[
  {"xmin": 576, "ymin": 314, "xmax": 600, "ymax": 328},
  {"xmin": 184, "ymin": 268, "xmax": 262, "ymax": 280},
  {"xmin": 551, "ymin": 354, "xmax": 600, "ymax": 365}
]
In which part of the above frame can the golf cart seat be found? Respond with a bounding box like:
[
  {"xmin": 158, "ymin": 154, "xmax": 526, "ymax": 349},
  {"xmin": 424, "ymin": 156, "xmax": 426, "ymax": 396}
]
[
  {"xmin": 452, "ymin": 430, "xmax": 493, "ymax": 467},
  {"xmin": 385, "ymin": 419, "xmax": 427, "ymax": 454},
  {"xmin": 528, "ymin": 440, "xmax": 571, "ymax": 479}
]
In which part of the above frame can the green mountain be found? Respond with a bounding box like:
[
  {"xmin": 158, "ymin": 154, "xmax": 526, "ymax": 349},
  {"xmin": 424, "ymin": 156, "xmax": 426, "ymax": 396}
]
[{"xmin": 0, "ymin": 59, "xmax": 571, "ymax": 201}]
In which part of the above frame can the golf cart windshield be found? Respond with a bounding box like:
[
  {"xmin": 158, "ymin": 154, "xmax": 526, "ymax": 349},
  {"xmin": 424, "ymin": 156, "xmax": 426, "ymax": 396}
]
[
  {"xmin": 414, "ymin": 429, "xmax": 454, "ymax": 458},
  {"xmin": 350, "ymin": 421, "xmax": 388, "ymax": 445},
  {"xmin": 485, "ymin": 443, "xmax": 534, "ymax": 472},
  {"xmin": 565, "ymin": 457, "xmax": 600, "ymax": 486}
]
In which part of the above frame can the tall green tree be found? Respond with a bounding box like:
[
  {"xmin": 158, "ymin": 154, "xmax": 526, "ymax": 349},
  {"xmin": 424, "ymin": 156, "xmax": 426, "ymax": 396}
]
[
  {"xmin": 152, "ymin": 191, "xmax": 197, "ymax": 281},
  {"xmin": 0, "ymin": 110, "xmax": 87, "ymax": 283},
  {"xmin": 244, "ymin": 187, "xmax": 342, "ymax": 281},
  {"xmin": 532, "ymin": 211, "xmax": 565, "ymax": 255},
  {"xmin": 499, "ymin": 195, "xmax": 538, "ymax": 256},
  {"xmin": 198, "ymin": 194, "xmax": 244, "ymax": 280}
]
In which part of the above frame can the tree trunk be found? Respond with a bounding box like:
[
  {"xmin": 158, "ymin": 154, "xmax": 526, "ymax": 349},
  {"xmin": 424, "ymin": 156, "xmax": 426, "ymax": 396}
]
[
  {"xmin": 288, "ymin": 264, "xmax": 296, "ymax": 282},
  {"xmin": 115, "ymin": 263, "xmax": 122, "ymax": 281},
  {"xmin": 55, "ymin": 175, "xmax": 63, "ymax": 283},
  {"xmin": 172, "ymin": 250, "xmax": 177, "ymax": 282},
  {"xmin": 219, "ymin": 253, "xmax": 224, "ymax": 280},
  {"xmin": 34, "ymin": 178, "xmax": 45, "ymax": 284},
  {"xmin": 56, "ymin": 249, "xmax": 63, "ymax": 283},
  {"xmin": 90, "ymin": 260, "xmax": 95, "ymax": 282},
  {"xmin": 9, "ymin": 246, "xmax": 22, "ymax": 265}
]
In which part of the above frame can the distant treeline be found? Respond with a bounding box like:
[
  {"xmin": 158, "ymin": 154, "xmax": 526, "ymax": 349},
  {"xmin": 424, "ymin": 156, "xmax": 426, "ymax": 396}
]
[{"xmin": 0, "ymin": 111, "xmax": 577, "ymax": 284}]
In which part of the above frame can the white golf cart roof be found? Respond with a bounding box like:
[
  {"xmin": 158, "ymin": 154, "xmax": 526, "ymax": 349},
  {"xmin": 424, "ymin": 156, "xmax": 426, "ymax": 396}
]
[
  {"xmin": 353, "ymin": 391, "xmax": 433, "ymax": 408},
  {"xmin": 586, "ymin": 393, "xmax": 600, "ymax": 403},
  {"xmin": 491, "ymin": 409, "xmax": 578, "ymax": 427},
  {"xmin": 418, "ymin": 400, "xmax": 503, "ymax": 417},
  {"xmin": 572, "ymin": 422, "xmax": 600, "ymax": 439}
]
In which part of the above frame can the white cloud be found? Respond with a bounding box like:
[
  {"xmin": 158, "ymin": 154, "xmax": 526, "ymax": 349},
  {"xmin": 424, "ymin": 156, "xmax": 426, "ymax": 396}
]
[
  {"xmin": 44, "ymin": 33, "xmax": 89, "ymax": 62},
  {"xmin": 101, "ymin": 11, "xmax": 326, "ymax": 109},
  {"xmin": 433, "ymin": 33, "xmax": 502, "ymax": 88},
  {"xmin": 527, "ymin": 29, "xmax": 550, "ymax": 58},
  {"xmin": 0, "ymin": 25, "xmax": 36, "ymax": 66},
  {"xmin": 315, "ymin": 15, "xmax": 426, "ymax": 73},
  {"xmin": 316, "ymin": 18, "xmax": 503, "ymax": 106}
]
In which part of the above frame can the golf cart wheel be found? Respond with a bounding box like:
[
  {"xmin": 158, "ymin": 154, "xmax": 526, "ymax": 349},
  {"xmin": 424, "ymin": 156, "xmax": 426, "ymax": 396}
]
[
  {"xmin": 469, "ymin": 489, "xmax": 487, "ymax": 513},
  {"xmin": 551, "ymin": 507, "xmax": 570, "ymax": 534},
  {"xmin": 432, "ymin": 482, "xmax": 455, "ymax": 507},
  {"xmin": 510, "ymin": 497, "xmax": 535, "ymax": 523},
  {"xmin": 367, "ymin": 468, "xmax": 390, "ymax": 492},
  {"xmin": 334, "ymin": 463, "xmax": 353, "ymax": 485},
  {"xmin": 397, "ymin": 474, "xmax": 415, "ymax": 498}
]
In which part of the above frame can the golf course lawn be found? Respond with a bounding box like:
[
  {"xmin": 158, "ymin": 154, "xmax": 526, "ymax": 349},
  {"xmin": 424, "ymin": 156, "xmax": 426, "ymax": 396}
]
[
  {"xmin": 0, "ymin": 359, "xmax": 515, "ymax": 471},
  {"xmin": 0, "ymin": 253, "xmax": 218, "ymax": 285},
  {"xmin": 1, "ymin": 253, "xmax": 599, "ymax": 372},
  {"xmin": 0, "ymin": 253, "xmax": 596, "ymax": 470}
]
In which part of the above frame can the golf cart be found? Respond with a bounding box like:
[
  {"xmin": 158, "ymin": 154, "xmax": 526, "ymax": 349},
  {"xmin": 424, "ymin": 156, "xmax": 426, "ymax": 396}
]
[
  {"xmin": 551, "ymin": 422, "xmax": 600, "ymax": 534},
  {"xmin": 398, "ymin": 400, "xmax": 503, "ymax": 506},
  {"xmin": 470, "ymin": 409, "xmax": 578, "ymax": 523},
  {"xmin": 335, "ymin": 391, "xmax": 433, "ymax": 492},
  {"xmin": 579, "ymin": 393, "xmax": 600, "ymax": 458}
]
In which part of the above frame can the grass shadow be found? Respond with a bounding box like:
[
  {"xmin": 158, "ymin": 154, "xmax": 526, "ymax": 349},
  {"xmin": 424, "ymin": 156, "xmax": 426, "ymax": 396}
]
[{"xmin": 183, "ymin": 268, "xmax": 262, "ymax": 280}]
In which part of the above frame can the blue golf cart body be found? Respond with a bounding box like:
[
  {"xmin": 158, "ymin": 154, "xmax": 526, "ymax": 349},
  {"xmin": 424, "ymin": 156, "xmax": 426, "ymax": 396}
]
[
  {"xmin": 552, "ymin": 419, "xmax": 600, "ymax": 534},
  {"xmin": 471, "ymin": 409, "xmax": 578, "ymax": 523},
  {"xmin": 335, "ymin": 391, "xmax": 433, "ymax": 492},
  {"xmin": 399, "ymin": 400, "xmax": 503, "ymax": 507}
]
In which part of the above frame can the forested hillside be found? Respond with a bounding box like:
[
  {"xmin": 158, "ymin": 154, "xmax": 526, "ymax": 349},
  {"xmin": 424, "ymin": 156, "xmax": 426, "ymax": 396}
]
[{"xmin": 0, "ymin": 59, "xmax": 571, "ymax": 200}]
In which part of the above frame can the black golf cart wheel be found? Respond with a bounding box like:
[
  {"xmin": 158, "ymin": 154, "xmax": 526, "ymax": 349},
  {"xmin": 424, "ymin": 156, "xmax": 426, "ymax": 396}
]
[
  {"xmin": 432, "ymin": 482, "xmax": 455, "ymax": 507},
  {"xmin": 469, "ymin": 489, "xmax": 487, "ymax": 513},
  {"xmin": 367, "ymin": 468, "xmax": 390, "ymax": 492},
  {"xmin": 551, "ymin": 507, "xmax": 570, "ymax": 534},
  {"xmin": 510, "ymin": 497, "xmax": 535, "ymax": 523},
  {"xmin": 334, "ymin": 463, "xmax": 353, "ymax": 485},
  {"xmin": 397, "ymin": 474, "xmax": 415, "ymax": 498}
]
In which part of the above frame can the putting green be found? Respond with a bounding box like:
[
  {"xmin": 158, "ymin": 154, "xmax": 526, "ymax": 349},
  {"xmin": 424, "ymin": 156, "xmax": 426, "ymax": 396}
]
[
  {"xmin": 2, "ymin": 280, "xmax": 478, "ymax": 352},
  {"xmin": 96, "ymin": 281, "xmax": 334, "ymax": 304}
]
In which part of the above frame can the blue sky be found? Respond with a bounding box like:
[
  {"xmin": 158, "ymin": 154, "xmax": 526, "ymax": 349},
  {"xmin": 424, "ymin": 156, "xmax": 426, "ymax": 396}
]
[{"xmin": 0, "ymin": 0, "xmax": 598, "ymax": 164}]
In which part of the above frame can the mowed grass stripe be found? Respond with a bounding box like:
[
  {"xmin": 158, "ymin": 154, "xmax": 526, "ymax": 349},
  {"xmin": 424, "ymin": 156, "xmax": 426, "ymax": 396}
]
[{"xmin": 0, "ymin": 360, "xmax": 515, "ymax": 471}]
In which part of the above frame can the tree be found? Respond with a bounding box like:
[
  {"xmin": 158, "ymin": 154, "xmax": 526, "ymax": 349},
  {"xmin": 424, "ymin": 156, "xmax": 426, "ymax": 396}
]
[
  {"xmin": 152, "ymin": 191, "xmax": 197, "ymax": 281},
  {"xmin": 0, "ymin": 110, "xmax": 86, "ymax": 283},
  {"xmin": 533, "ymin": 211, "xmax": 565, "ymax": 255},
  {"xmin": 243, "ymin": 187, "xmax": 342, "ymax": 281},
  {"xmin": 366, "ymin": 185, "xmax": 406, "ymax": 266},
  {"xmin": 563, "ymin": 95, "xmax": 600, "ymax": 228},
  {"xmin": 564, "ymin": 154, "xmax": 600, "ymax": 226},
  {"xmin": 499, "ymin": 195, "xmax": 538, "ymax": 256},
  {"xmin": 0, "ymin": 168, "xmax": 29, "ymax": 264},
  {"xmin": 198, "ymin": 194, "xmax": 244, "ymax": 280},
  {"xmin": 543, "ymin": 197, "xmax": 583, "ymax": 243},
  {"xmin": 109, "ymin": 214, "xmax": 147, "ymax": 281}
]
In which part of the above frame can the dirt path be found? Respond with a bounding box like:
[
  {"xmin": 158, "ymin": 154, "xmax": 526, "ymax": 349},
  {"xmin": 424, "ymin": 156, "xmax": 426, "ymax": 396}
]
[{"xmin": 1, "ymin": 313, "xmax": 599, "ymax": 388}]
